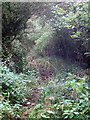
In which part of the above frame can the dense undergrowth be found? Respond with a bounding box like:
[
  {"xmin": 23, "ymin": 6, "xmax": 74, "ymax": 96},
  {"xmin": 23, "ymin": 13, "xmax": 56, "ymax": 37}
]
[
  {"xmin": 1, "ymin": 2, "xmax": 90, "ymax": 119},
  {"xmin": 1, "ymin": 60, "xmax": 90, "ymax": 119}
]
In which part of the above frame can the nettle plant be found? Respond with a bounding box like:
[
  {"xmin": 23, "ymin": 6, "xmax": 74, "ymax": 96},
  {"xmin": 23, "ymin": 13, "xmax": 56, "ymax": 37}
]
[
  {"xmin": 65, "ymin": 73, "xmax": 89, "ymax": 98},
  {"xmin": 0, "ymin": 64, "xmax": 24, "ymax": 119},
  {"xmin": 62, "ymin": 73, "xmax": 90, "ymax": 119},
  {"xmin": 28, "ymin": 72, "xmax": 90, "ymax": 119},
  {"xmin": 1, "ymin": 65, "xmax": 26, "ymax": 104},
  {"xmin": 0, "ymin": 98, "xmax": 23, "ymax": 119},
  {"xmin": 1, "ymin": 64, "xmax": 39, "ymax": 103},
  {"xmin": 50, "ymin": 2, "xmax": 88, "ymax": 33},
  {"xmin": 0, "ymin": 62, "xmax": 40, "ymax": 119}
]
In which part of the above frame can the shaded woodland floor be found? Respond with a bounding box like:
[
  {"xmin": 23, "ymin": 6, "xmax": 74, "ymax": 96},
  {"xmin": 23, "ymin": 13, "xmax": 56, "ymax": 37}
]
[
  {"xmin": 1, "ymin": 2, "xmax": 90, "ymax": 119},
  {"xmin": 2, "ymin": 56, "xmax": 90, "ymax": 119},
  {"xmin": 21, "ymin": 56, "xmax": 90, "ymax": 118}
]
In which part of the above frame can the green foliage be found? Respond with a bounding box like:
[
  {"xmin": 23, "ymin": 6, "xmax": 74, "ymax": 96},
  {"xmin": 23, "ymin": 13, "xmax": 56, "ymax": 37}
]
[
  {"xmin": 0, "ymin": 98, "xmax": 23, "ymax": 119},
  {"xmin": 34, "ymin": 30, "xmax": 53, "ymax": 53},
  {"xmin": 2, "ymin": 2, "xmax": 47, "ymax": 60},
  {"xmin": 1, "ymin": 65, "xmax": 26, "ymax": 104},
  {"xmin": 62, "ymin": 99, "xmax": 90, "ymax": 119},
  {"xmin": 1, "ymin": 61, "xmax": 90, "ymax": 119},
  {"xmin": 84, "ymin": 52, "xmax": 90, "ymax": 56},
  {"xmin": 1, "ymin": 2, "xmax": 90, "ymax": 119},
  {"xmin": 48, "ymin": 2, "xmax": 89, "ymax": 63},
  {"xmin": 0, "ymin": 62, "xmax": 40, "ymax": 118},
  {"xmin": 23, "ymin": 17, "xmax": 54, "ymax": 57},
  {"xmin": 51, "ymin": 2, "xmax": 88, "ymax": 31},
  {"xmin": 62, "ymin": 73, "xmax": 90, "ymax": 119},
  {"xmin": 28, "ymin": 72, "xmax": 90, "ymax": 119},
  {"xmin": 1, "ymin": 63, "xmax": 39, "ymax": 102},
  {"xmin": 2, "ymin": 2, "xmax": 44, "ymax": 40}
]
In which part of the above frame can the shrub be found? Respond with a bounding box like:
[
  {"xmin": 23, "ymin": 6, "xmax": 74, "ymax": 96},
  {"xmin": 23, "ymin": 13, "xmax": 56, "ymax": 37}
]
[
  {"xmin": 1, "ymin": 63, "xmax": 39, "ymax": 104},
  {"xmin": 0, "ymin": 97, "xmax": 23, "ymax": 119},
  {"xmin": 62, "ymin": 73, "xmax": 90, "ymax": 119},
  {"xmin": 1, "ymin": 64, "xmax": 26, "ymax": 104},
  {"xmin": 0, "ymin": 62, "xmax": 40, "ymax": 119},
  {"xmin": 28, "ymin": 72, "xmax": 90, "ymax": 119}
]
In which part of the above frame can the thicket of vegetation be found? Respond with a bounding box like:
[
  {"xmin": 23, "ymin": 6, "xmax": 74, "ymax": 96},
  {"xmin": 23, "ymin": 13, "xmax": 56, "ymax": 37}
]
[{"xmin": 1, "ymin": 2, "xmax": 90, "ymax": 119}]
